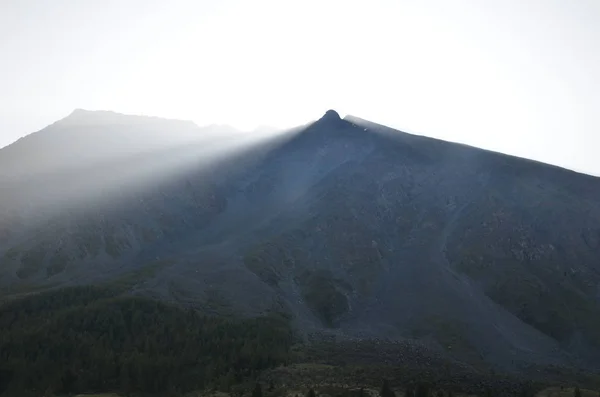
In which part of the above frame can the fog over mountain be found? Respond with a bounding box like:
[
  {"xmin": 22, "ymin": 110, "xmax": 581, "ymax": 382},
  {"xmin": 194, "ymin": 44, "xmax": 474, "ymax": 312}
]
[
  {"xmin": 3, "ymin": 1, "xmax": 600, "ymax": 175},
  {"xmin": 2, "ymin": 109, "xmax": 600, "ymax": 376}
]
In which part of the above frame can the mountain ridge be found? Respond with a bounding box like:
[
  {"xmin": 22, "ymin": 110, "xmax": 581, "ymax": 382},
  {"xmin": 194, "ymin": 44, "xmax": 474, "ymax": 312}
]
[
  {"xmin": 1, "ymin": 109, "xmax": 600, "ymax": 373},
  {"xmin": 0, "ymin": 109, "xmax": 245, "ymax": 181},
  {"xmin": 345, "ymin": 115, "xmax": 600, "ymax": 181},
  {"xmin": 5, "ymin": 107, "xmax": 599, "ymax": 178}
]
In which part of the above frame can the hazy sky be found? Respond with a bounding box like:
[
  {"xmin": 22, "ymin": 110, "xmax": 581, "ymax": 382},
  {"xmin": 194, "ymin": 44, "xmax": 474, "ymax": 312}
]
[{"xmin": 1, "ymin": 0, "xmax": 599, "ymax": 174}]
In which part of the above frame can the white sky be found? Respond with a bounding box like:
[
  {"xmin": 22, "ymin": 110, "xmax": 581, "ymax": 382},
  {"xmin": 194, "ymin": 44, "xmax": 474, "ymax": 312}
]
[{"xmin": 1, "ymin": 0, "xmax": 599, "ymax": 174}]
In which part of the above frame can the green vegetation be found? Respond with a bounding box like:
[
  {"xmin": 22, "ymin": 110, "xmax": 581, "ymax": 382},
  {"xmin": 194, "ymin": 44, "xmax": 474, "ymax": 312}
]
[
  {"xmin": 264, "ymin": 339, "xmax": 600, "ymax": 397},
  {"xmin": 0, "ymin": 282, "xmax": 59, "ymax": 304},
  {"xmin": 297, "ymin": 269, "xmax": 349, "ymax": 327},
  {"xmin": 483, "ymin": 271, "xmax": 600, "ymax": 346},
  {"xmin": 243, "ymin": 235, "xmax": 301, "ymax": 288},
  {"xmin": 244, "ymin": 234, "xmax": 352, "ymax": 327},
  {"xmin": 253, "ymin": 383, "xmax": 263, "ymax": 397},
  {"xmin": 416, "ymin": 384, "xmax": 430, "ymax": 397},
  {"xmin": 0, "ymin": 285, "xmax": 597, "ymax": 397},
  {"xmin": 110, "ymin": 259, "xmax": 174, "ymax": 290},
  {"xmin": 537, "ymin": 387, "xmax": 600, "ymax": 397},
  {"xmin": 73, "ymin": 394, "xmax": 121, "ymax": 397},
  {"xmin": 181, "ymin": 383, "xmax": 600, "ymax": 397},
  {"xmin": 200, "ymin": 287, "xmax": 236, "ymax": 317},
  {"xmin": 409, "ymin": 316, "xmax": 478, "ymax": 360},
  {"xmin": 381, "ymin": 380, "xmax": 395, "ymax": 397},
  {"xmin": 447, "ymin": 194, "xmax": 600, "ymax": 348},
  {"xmin": 0, "ymin": 286, "xmax": 293, "ymax": 396}
]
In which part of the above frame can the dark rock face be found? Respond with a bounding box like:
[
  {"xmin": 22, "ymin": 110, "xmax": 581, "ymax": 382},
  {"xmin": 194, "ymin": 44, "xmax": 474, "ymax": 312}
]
[
  {"xmin": 2, "ymin": 110, "xmax": 600, "ymax": 371},
  {"xmin": 322, "ymin": 109, "xmax": 341, "ymax": 121}
]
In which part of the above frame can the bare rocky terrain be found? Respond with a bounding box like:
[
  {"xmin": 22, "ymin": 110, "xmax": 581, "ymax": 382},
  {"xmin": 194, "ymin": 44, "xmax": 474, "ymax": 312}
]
[{"xmin": 2, "ymin": 109, "xmax": 600, "ymax": 373}]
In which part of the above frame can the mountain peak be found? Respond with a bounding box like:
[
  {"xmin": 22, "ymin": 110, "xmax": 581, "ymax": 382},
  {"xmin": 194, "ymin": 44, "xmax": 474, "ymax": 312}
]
[
  {"xmin": 65, "ymin": 108, "xmax": 119, "ymax": 120},
  {"xmin": 57, "ymin": 109, "xmax": 197, "ymax": 129},
  {"xmin": 321, "ymin": 109, "xmax": 341, "ymax": 121},
  {"xmin": 311, "ymin": 109, "xmax": 346, "ymax": 130},
  {"xmin": 69, "ymin": 108, "xmax": 95, "ymax": 116}
]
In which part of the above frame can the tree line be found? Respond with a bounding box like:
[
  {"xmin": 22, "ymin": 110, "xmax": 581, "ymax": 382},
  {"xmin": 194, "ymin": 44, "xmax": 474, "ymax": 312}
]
[
  {"xmin": 0, "ymin": 286, "xmax": 293, "ymax": 396},
  {"xmin": 250, "ymin": 380, "xmax": 588, "ymax": 397},
  {"xmin": 0, "ymin": 286, "xmax": 593, "ymax": 397}
]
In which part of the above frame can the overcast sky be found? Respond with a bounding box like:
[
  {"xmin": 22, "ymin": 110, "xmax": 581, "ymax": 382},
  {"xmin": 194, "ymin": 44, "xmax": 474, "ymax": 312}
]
[{"xmin": 1, "ymin": 0, "xmax": 599, "ymax": 175}]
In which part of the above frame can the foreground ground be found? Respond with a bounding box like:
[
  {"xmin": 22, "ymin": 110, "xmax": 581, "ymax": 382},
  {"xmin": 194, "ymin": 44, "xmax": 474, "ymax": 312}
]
[{"xmin": 73, "ymin": 386, "xmax": 599, "ymax": 397}]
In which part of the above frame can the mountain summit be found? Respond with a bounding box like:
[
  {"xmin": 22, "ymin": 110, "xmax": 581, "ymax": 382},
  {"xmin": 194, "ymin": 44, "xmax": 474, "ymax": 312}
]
[
  {"xmin": 59, "ymin": 108, "xmax": 198, "ymax": 127},
  {"xmin": 315, "ymin": 109, "xmax": 344, "ymax": 126},
  {"xmin": 0, "ymin": 110, "xmax": 236, "ymax": 179},
  {"xmin": 321, "ymin": 109, "xmax": 341, "ymax": 121}
]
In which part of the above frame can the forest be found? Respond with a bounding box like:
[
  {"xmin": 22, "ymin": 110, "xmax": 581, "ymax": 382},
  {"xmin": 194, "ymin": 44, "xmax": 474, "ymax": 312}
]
[
  {"xmin": 0, "ymin": 286, "xmax": 597, "ymax": 397},
  {"xmin": 0, "ymin": 286, "xmax": 293, "ymax": 396}
]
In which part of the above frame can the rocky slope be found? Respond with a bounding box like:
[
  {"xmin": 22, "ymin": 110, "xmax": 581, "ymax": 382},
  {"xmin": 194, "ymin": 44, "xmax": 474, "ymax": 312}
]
[{"xmin": 1, "ymin": 109, "xmax": 600, "ymax": 371}]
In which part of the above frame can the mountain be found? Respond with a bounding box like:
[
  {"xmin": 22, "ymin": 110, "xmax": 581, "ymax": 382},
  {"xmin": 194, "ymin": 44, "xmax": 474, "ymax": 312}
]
[
  {"xmin": 2, "ymin": 109, "xmax": 600, "ymax": 373},
  {"xmin": 0, "ymin": 109, "xmax": 244, "ymax": 179}
]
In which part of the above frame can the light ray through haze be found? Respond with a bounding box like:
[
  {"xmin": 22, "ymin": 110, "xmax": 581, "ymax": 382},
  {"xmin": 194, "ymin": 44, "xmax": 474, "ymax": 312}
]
[{"xmin": 1, "ymin": 0, "xmax": 599, "ymax": 174}]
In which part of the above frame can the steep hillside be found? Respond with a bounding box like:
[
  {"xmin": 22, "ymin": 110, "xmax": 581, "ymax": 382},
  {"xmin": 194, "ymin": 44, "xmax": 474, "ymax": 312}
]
[{"xmin": 1, "ymin": 109, "xmax": 600, "ymax": 372}]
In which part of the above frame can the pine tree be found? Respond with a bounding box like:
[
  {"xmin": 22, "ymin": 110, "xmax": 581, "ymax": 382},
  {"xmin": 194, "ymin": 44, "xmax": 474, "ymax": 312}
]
[
  {"xmin": 308, "ymin": 388, "xmax": 317, "ymax": 397},
  {"xmin": 43, "ymin": 386, "xmax": 54, "ymax": 397},
  {"xmin": 253, "ymin": 383, "xmax": 263, "ymax": 397},
  {"xmin": 381, "ymin": 380, "xmax": 395, "ymax": 397},
  {"xmin": 519, "ymin": 383, "xmax": 534, "ymax": 397},
  {"xmin": 416, "ymin": 383, "xmax": 429, "ymax": 397}
]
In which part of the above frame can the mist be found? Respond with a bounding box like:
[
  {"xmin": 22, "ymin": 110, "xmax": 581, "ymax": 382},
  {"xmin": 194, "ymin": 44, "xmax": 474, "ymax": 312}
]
[
  {"xmin": 0, "ymin": 110, "xmax": 301, "ymax": 236},
  {"xmin": 2, "ymin": 0, "xmax": 599, "ymax": 174}
]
